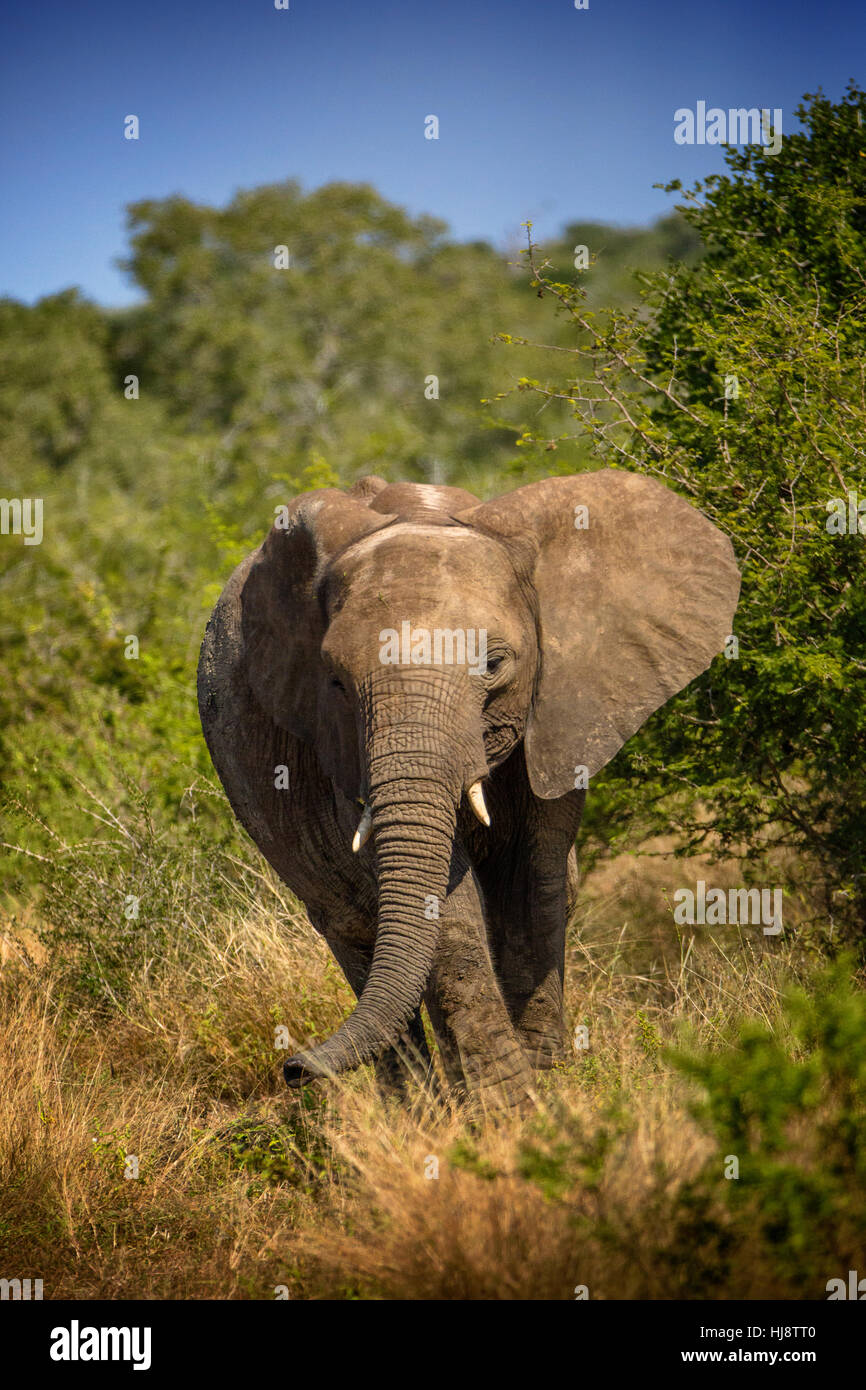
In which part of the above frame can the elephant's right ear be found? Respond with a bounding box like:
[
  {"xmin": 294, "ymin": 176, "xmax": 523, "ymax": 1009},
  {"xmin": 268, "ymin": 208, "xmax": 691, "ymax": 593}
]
[{"xmin": 240, "ymin": 489, "xmax": 394, "ymax": 741}]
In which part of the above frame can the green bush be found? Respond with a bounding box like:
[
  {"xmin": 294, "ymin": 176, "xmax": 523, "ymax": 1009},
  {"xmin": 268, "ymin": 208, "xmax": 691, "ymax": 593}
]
[
  {"xmin": 667, "ymin": 960, "xmax": 866, "ymax": 1296},
  {"xmin": 503, "ymin": 962, "xmax": 865, "ymax": 1297},
  {"xmin": 505, "ymin": 84, "xmax": 866, "ymax": 941}
]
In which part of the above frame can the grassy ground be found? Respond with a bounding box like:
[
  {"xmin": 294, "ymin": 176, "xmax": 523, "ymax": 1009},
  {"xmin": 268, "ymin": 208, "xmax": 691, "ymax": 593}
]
[{"xmin": 0, "ymin": 830, "xmax": 860, "ymax": 1301}]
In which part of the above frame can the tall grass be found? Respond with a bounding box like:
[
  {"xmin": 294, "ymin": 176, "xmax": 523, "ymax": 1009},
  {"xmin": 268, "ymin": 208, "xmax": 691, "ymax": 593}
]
[{"xmin": 0, "ymin": 793, "xmax": 860, "ymax": 1300}]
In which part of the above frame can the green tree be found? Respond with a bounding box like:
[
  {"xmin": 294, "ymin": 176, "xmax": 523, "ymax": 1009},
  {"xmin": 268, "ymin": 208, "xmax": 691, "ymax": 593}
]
[
  {"xmin": 0, "ymin": 290, "xmax": 114, "ymax": 469},
  {"xmin": 114, "ymin": 180, "xmax": 552, "ymax": 494}
]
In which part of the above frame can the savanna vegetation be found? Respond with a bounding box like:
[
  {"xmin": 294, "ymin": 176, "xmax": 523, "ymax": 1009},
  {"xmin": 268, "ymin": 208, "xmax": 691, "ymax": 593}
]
[{"xmin": 1, "ymin": 85, "xmax": 864, "ymax": 1300}]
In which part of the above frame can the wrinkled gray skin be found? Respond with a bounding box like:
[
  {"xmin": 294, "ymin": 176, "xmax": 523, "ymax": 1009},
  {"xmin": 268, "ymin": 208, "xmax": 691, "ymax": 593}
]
[{"xmin": 198, "ymin": 470, "xmax": 740, "ymax": 1111}]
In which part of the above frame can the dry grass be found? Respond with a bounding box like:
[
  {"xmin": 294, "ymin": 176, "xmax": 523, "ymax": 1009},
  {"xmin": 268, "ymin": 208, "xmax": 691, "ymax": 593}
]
[{"xmin": 0, "ymin": 843, "xmax": 822, "ymax": 1300}]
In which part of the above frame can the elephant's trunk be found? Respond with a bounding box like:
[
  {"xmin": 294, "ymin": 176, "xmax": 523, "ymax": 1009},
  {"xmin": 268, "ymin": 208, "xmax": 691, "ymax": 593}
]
[{"xmin": 284, "ymin": 676, "xmax": 477, "ymax": 1085}]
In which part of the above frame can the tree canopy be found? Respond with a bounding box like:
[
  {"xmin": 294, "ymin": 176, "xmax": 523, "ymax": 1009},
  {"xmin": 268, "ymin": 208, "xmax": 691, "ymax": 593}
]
[{"xmin": 505, "ymin": 83, "xmax": 866, "ymax": 939}]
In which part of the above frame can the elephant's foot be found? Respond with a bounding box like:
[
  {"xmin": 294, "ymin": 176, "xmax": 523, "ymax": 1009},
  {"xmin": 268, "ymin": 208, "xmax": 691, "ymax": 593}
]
[
  {"xmin": 519, "ymin": 1032, "xmax": 568, "ymax": 1071},
  {"xmin": 462, "ymin": 1063, "xmax": 536, "ymax": 1119},
  {"xmin": 432, "ymin": 997, "xmax": 536, "ymax": 1115},
  {"xmin": 510, "ymin": 982, "xmax": 568, "ymax": 1071}
]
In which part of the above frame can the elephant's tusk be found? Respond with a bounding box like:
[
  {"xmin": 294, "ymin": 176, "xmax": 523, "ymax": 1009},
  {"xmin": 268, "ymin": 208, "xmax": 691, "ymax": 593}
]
[
  {"xmin": 468, "ymin": 780, "xmax": 490, "ymax": 827},
  {"xmin": 352, "ymin": 804, "xmax": 373, "ymax": 853}
]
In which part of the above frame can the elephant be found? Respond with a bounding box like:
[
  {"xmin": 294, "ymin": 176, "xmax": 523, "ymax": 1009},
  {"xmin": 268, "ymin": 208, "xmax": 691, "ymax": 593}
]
[{"xmin": 197, "ymin": 469, "xmax": 740, "ymax": 1111}]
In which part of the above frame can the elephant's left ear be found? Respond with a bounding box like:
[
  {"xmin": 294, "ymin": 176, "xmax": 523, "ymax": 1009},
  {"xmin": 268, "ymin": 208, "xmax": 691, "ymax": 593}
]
[{"xmin": 459, "ymin": 470, "xmax": 741, "ymax": 797}]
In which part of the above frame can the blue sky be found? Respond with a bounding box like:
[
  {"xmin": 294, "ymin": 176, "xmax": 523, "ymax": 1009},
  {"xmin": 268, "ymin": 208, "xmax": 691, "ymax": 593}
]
[{"xmin": 1, "ymin": 0, "xmax": 861, "ymax": 305}]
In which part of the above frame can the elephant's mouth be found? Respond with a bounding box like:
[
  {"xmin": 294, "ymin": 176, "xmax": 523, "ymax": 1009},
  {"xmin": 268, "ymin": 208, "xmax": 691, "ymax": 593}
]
[
  {"xmin": 350, "ymin": 779, "xmax": 489, "ymax": 851},
  {"xmin": 481, "ymin": 717, "xmax": 526, "ymax": 768}
]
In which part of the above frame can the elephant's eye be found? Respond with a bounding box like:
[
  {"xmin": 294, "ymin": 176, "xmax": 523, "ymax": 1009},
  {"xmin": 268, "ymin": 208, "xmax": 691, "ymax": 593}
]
[
  {"xmin": 331, "ymin": 676, "xmax": 347, "ymax": 694},
  {"xmin": 483, "ymin": 649, "xmax": 512, "ymax": 683}
]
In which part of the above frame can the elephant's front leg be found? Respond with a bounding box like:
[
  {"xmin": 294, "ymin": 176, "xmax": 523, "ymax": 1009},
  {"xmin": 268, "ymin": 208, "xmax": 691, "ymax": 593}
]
[
  {"xmin": 424, "ymin": 852, "xmax": 535, "ymax": 1113},
  {"xmin": 472, "ymin": 768, "xmax": 585, "ymax": 1071}
]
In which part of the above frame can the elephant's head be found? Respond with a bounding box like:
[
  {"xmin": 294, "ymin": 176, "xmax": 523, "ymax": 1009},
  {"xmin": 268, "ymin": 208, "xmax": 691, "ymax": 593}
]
[{"xmin": 223, "ymin": 471, "xmax": 740, "ymax": 1084}]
